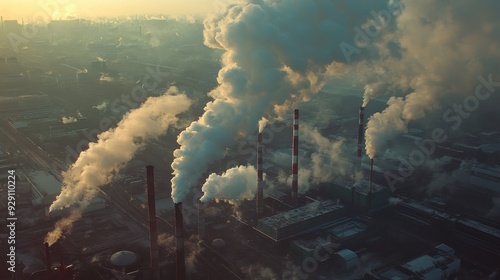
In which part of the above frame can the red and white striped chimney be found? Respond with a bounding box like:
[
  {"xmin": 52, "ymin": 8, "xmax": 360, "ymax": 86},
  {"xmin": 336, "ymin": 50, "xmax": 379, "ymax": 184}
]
[
  {"xmin": 357, "ymin": 107, "xmax": 365, "ymax": 157},
  {"xmin": 291, "ymin": 109, "xmax": 299, "ymax": 206},
  {"xmin": 257, "ymin": 131, "xmax": 264, "ymax": 215},
  {"xmin": 146, "ymin": 165, "xmax": 160, "ymax": 280},
  {"xmin": 174, "ymin": 202, "xmax": 186, "ymax": 280}
]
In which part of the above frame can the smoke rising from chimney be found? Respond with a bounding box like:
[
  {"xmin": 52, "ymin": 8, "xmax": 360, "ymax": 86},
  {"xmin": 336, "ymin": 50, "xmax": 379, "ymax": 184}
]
[
  {"xmin": 278, "ymin": 123, "xmax": 352, "ymax": 192},
  {"xmin": 258, "ymin": 118, "xmax": 269, "ymax": 133},
  {"xmin": 45, "ymin": 87, "xmax": 191, "ymax": 245},
  {"xmin": 364, "ymin": 0, "xmax": 500, "ymax": 158},
  {"xmin": 365, "ymin": 97, "xmax": 407, "ymax": 159},
  {"xmin": 169, "ymin": 0, "xmax": 388, "ymax": 203},
  {"xmin": 200, "ymin": 165, "xmax": 259, "ymax": 204},
  {"xmin": 61, "ymin": 116, "xmax": 77, "ymax": 124}
]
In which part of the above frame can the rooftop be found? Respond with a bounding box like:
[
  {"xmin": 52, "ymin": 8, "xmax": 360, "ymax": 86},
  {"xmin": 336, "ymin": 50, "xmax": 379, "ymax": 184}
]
[
  {"xmin": 26, "ymin": 171, "xmax": 61, "ymax": 196},
  {"xmin": 334, "ymin": 176, "xmax": 387, "ymax": 195},
  {"xmin": 327, "ymin": 220, "xmax": 368, "ymax": 239},
  {"xmin": 258, "ymin": 200, "xmax": 343, "ymax": 229}
]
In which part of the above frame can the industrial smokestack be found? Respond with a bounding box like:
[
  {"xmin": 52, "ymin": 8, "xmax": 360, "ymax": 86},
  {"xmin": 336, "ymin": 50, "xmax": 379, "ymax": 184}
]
[
  {"xmin": 291, "ymin": 109, "xmax": 299, "ymax": 206},
  {"xmin": 146, "ymin": 165, "xmax": 160, "ymax": 280},
  {"xmin": 58, "ymin": 258, "xmax": 65, "ymax": 280},
  {"xmin": 198, "ymin": 200, "xmax": 205, "ymax": 241},
  {"xmin": 44, "ymin": 242, "xmax": 51, "ymax": 279},
  {"xmin": 174, "ymin": 203, "xmax": 186, "ymax": 280},
  {"xmin": 368, "ymin": 158, "xmax": 374, "ymax": 212},
  {"xmin": 257, "ymin": 132, "xmax": 264, "ymax": 215},
  {"xmin": 369, "ymin": 158, "xmax": 373, "ymax": 193},
  {"xmin": 357, "ymin": 107, "xmax": 365, "ymax": 157}
]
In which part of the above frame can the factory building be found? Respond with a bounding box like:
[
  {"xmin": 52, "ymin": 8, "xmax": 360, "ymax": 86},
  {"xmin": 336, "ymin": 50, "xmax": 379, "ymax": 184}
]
[
  {"xmin": 0, "ymin": 91, "xmax": 52, "ymax": 113},
  {"xmin": 325, "ymin": 179, "xmax": 391, "ymax": 211},
  {"xmin": 333, "ymin": 249, "xmax": 359, "ymax": 272},
  {"xmin": 257, "ymin": 200, "xmax": 346, "ymax": 242},
  {"xmin": 368, "ymin": 244, "xmax": 460, "ymax": 280},
  {"xmin": 1, "ymin": 20, "xmax": 21, "ymax": 34},
  {"xmin": 468, "ymin": 165, "xmax": 500, "ymax": 194}
]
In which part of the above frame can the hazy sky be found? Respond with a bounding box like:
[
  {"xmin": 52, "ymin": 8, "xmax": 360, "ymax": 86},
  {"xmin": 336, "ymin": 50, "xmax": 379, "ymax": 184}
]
[{"xmin": 0, "ymin": 0, "xmax": 227, "ymax": 21}]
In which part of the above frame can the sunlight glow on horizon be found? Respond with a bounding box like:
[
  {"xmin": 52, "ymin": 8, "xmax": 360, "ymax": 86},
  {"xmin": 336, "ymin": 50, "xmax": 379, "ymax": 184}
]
[{"xmin": 0, "ymin": 0, "xmax": 230, "ymax": 21}]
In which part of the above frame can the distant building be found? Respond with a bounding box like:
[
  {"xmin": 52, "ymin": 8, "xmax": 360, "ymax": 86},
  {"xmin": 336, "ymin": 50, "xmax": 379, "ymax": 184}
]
[
  {"xmin": 257, "ymin": 200, "xmax": 346, "ymax": 242},
  {"xmin": 2, "ymin": 19, "xmax": 21, "ymax": 33},
  {"xmin": 47, "ymin": 19, "xmax": 82, "ymax": 34},
  {"xmin": 325, "ymin": 178, "xmax": 391, "ymax": 211},
  {"xmin": 468, "ymin": 165, "xmax": 500, "ymax": 194},
  {"xmin": 333, "ymin": 249, "xmax": 359, "ymax": 272},
  {"xmin": 368, "ymin": 244, "xmax": 460, "ymax": 280}
]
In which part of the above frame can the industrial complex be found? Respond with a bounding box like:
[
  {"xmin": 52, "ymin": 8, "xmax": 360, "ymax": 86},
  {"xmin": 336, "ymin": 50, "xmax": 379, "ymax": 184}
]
[{"xmin": 1, "ymin": 3, "xmax": 500, "ymax": 280}]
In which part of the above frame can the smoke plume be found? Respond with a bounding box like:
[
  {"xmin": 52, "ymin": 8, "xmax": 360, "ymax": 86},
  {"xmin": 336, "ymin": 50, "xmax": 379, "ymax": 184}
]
[
  {"xmin": 45, "ymin": 87, "xmax": 191, "ymax": 245},
  {"xmin": 278, "ymin": 123, "xmax": 351, "ymax": 192},
  {"xmin": 258, "ymin": 118, "xmax": 269, "ymax": 133},
  {"xmin": 61, "ymin": 116, "xmax": 77, "ymax": 124},
  {"xmin": 365, "ymin": 97, "xmax": 407, "ymax": 159},
  {"xmin": 364, "ymin": 0, "xmax": 500, "ymax": 158},
  {"xmin": 170, "ymin": 0, "xmax": 391, "ymax": 203},
  {"xmin": 200, "ymin": 165, "xmax": 258, "ymax": 204},
  {"xmin": 92, "ymin": 101, "xmax": 108, "ymax": 111}
]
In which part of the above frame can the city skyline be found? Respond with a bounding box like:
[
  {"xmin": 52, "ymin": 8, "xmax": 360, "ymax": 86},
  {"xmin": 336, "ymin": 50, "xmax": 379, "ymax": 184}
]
[{"xmin": 0, "ymin": 0, "xmax": 226, "ymax": 21}]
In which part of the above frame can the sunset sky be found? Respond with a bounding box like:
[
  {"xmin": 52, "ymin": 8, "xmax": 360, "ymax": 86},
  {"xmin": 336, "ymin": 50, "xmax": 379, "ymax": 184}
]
[{"xmin": 0, "ymin": 0, "xmax": 229, "ymax": 21}]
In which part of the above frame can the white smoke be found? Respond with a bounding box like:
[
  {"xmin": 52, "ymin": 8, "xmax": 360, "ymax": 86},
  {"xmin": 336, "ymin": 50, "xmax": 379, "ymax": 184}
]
[
  {"xmin": 388, "ymin": 197, "xmax": 402, "ymax": 205},
  {"xmin": 200, "ymin": 165, "xmax": 258, "ymax": 204},
  {"xmin": 258, "ymin": 117, "xmax": 269, "ymax": 133},
  {"xmin": 365, "ymin": 97, "xmax": 407, "ymax": 159},
  {"xmin": 364, "ymin": 0, "xmax": 500, "ymax": 158},
  {"xmin": 99, "ymin": 74, "xmax": 114, "ymax": 83},
  {"xmin": 362, "ymin": 81, "xmax": 393, "ymax": 107},
  {"xmin": 278, "ymin": 124, "xmax": 351, "ymax": 193},
  {"xmin": 170, "ymin": 0, "xmax": 388, "ymax": 203},
  {"xmin": 61, "ymin": 116, "xmax": 77, "ymax": 124},
  {"xmin": 243, "ymin": 264, "xmax": 277, "ymax": 280},
  {"xmin": 157, "ymin": 233, "xmax": 175, "ymax": 253},
  {"xmin": 92, "ymin": 101, "xmax": 108, "ymax": 111},
  {"xmin": 45, "ymin": 87, "xmax": 191, "ymax": 245}
]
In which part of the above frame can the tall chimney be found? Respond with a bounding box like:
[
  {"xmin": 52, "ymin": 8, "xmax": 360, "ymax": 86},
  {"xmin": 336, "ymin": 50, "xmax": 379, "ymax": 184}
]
[
  {"xmin": 59, "ymin": 258, "xmax": 65, "ymax": 280},
  {"xmin": 357, "ymin": 107, "xmax": 365, "ymax": 158},
  {"xmin": 291, "ymin": 109, "xmax": 299, "ymax": 206},
  {"xmin": 198, "ymin": 200, "xmax": 206, "ymax": 241},
  {"xmin": 257, "ymin": 132, "xmax": 264, "ymax": 215},
  {"xmin": 174, "ymin": 203, "xmax": 186, "ymax": 280},
  {"xmin": 146, "ymin": 166, "xmax": 160, "ymax": 280},
  {"xmin": 44, "ymin": 242, "xmax": 51, "ymax": 279},
  {"xmin": 368, "ymin": 158, "xmax": 374, "ymax": 212}
]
